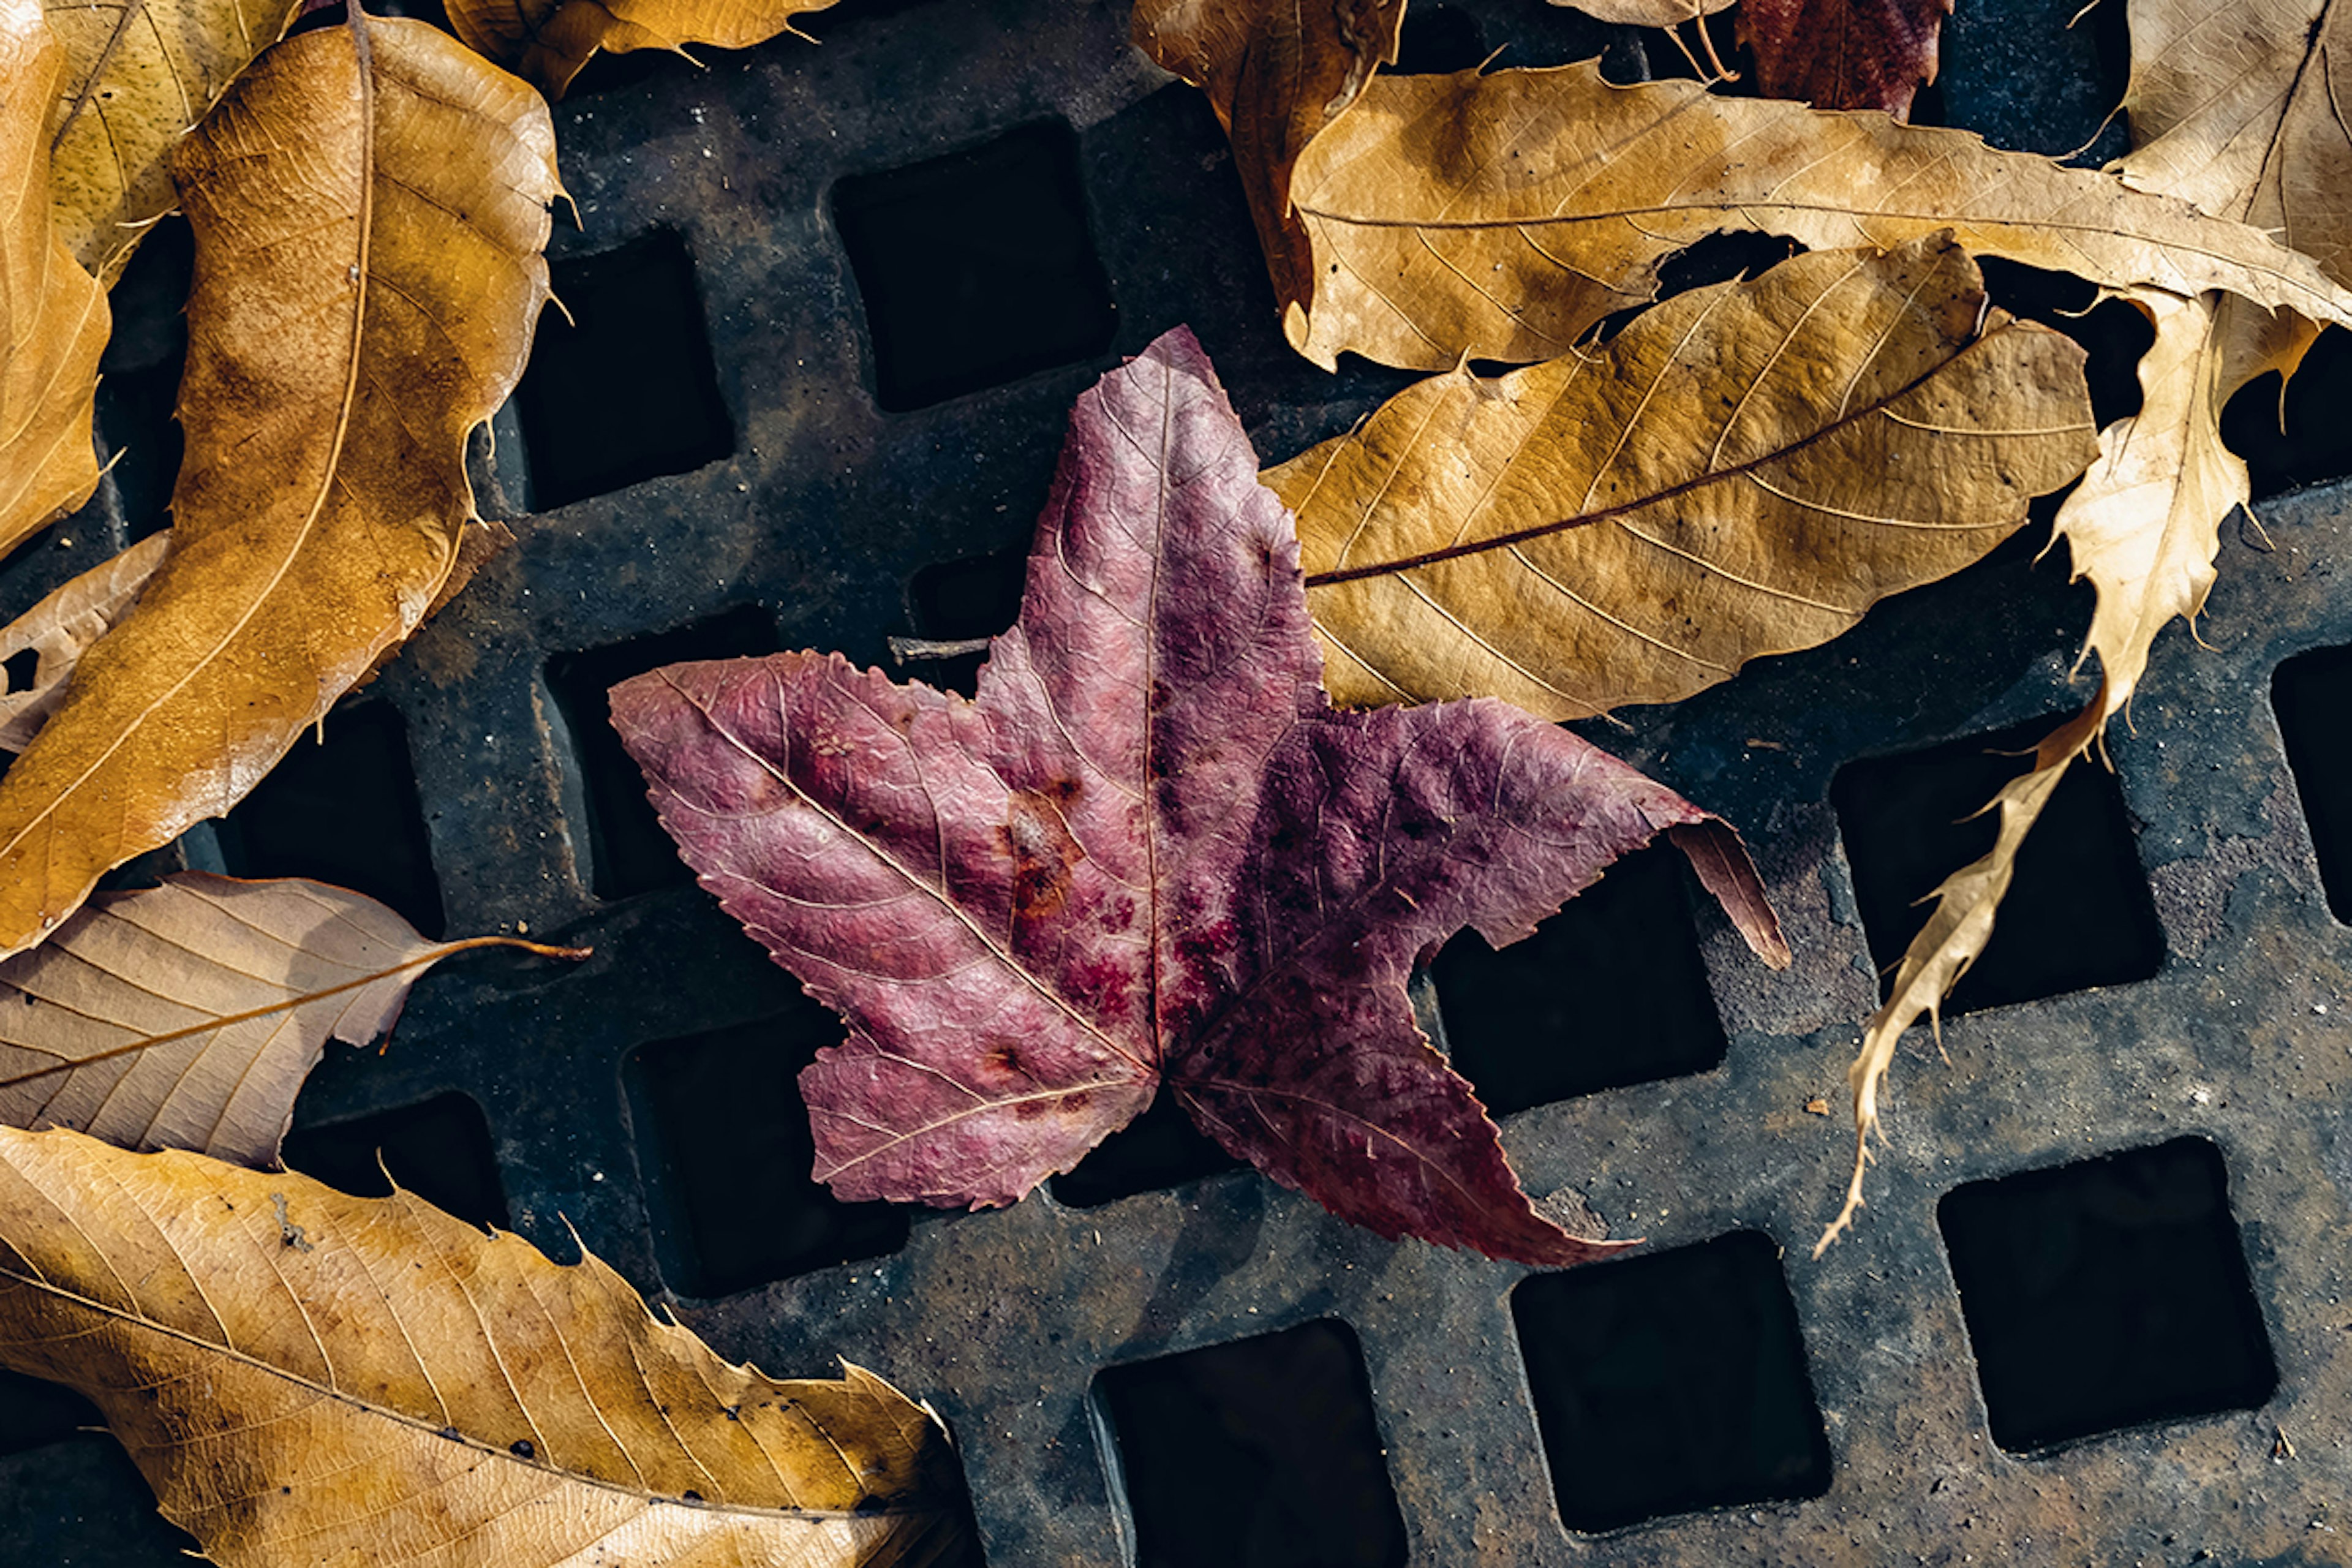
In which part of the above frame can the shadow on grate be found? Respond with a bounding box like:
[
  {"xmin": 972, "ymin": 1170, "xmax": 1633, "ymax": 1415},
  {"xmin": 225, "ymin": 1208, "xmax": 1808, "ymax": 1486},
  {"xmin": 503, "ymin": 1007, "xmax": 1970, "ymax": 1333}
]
[
  {"xmin": 1093, "ymin": 1317, "xmax": 1407, "ymax": 1568},
  {"xmin": 2223, "ymin": 326, "xmax": 2352, "ymax": 500},
  {"xmin": 1832, "ymin": 713, "xmax": 2164, "ymax": 1015},
  {"xmin": 1512, "ymin": 1229, "xmax": 1830, "ymax": 1535},
  {"xmin": 2273, "ymin": 643, "xmax": 2352, "ymax": 922},
  {"xmin": 834, "ymin": 120, "xmax": 1117, "ymax": 412},
  {"xmin": 213, "ymin": 703, "xmax": 445, "ymax": 937},
  {"xmin": 1431, "ymin": 843, "xmax": 1726, "ymax": 1115},
  {"xmin": 1051, "ymin": 1091, "xmax": 1243, "ymax": 1209},
  {"xmin": 1938, "ymin": 1136, "xmax": 2276, "ymax": 1454},
  {"xmin": 624, "ymin": 1004, "xmax": 910, "ymax": 1299},
  {"xmin": 281, "ymin": 1089, "xmax": 511, "ymax": 1232},
  {"xmin": 0, "ymin": 1371, "xmax": 100, "ymax": 1457},
  {"xmin": 517, "ymin": 228, "xmax": 736, "ymax": 510},
  {"xmin": 545, "ymin": 604, "xmax": 780, "ymax": 899},
  {"xmin": 905, "ymin": 548, "xmax": 1026, "ymax": 696}
]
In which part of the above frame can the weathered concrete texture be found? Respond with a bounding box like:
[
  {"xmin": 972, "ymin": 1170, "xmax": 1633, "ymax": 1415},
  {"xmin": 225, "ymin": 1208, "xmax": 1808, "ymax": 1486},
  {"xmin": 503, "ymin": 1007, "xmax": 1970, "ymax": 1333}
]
[{"xmin": 2, "ymin": 0, "xmax": 2346, "ymax": 1563}]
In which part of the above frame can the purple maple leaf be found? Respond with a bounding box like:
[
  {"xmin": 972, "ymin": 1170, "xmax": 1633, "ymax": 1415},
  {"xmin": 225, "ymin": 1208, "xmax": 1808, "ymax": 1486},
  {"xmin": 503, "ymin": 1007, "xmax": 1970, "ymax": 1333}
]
[{"xmin": 610, "ymin": 328, "xmax": 1788, "ymax": 1266}]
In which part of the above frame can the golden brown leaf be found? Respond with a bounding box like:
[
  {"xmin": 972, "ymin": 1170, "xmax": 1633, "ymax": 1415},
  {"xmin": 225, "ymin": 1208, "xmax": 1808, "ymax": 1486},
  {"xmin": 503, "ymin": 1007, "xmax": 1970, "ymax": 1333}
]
[
  {"xmin": 0, "ymin": 12, "xmax": 561, "ymax": 962},
  {"xmin": 1281, "ymin": 61, "xmax": 2352, "ymax": 369},
  {"xmin": 41, "ymin": 0, "xmax": 304, "ymax": 281},
  {"xmin": 0, "ymin": 532, "xmax": 168, "ymax": 752},
  {"xmin": 1131, "ymin": 0, "xmax": 1404, "ymax": 339},
  {"xmin": 1, "ymin": 1, "xmax": 107, "ymax": 553},
  {"xmin": 1267, "ymin": 237, "xmax": 2099, "ymax": 717},
  {"xmin": 447, "ymin": 0, "xmax": 835, "ymax": 98},
  {"xmin": 0, "ymin": 1126, "xmax": 967, "ymax": 1567},
  {"xmin": 0, "ymin": 872, "xmax": 584, "ymax": 1165}
]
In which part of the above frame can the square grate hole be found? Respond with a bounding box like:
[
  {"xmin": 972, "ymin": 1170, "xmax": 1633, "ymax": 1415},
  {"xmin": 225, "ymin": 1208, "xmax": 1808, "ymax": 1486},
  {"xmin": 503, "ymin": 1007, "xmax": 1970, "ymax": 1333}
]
[
  {"xmin": 1050, "ymin": 1090, "xmax": 1242, "ymax": 1209},
  {"xmin": 214, "ymin": 703, "xmax": 445, "ymax": 938},
  {"xmin": 2272, "ymin": 644, "xmax": 2352, "ymax": 922},
  {"xmin": 91, "ymin": 355, "xmax": 182, "ymax": 543},
  {"xmin": 1939, "ymin": 1136, "xmax": 2277, "ymax": 1453},
  {"xmin": 0, "ymin": 1371, "xmax": 100, "ymax": 1456},
  {"xmin": 1832, "ymin": 715, "xmax": 2163, "ymax": 1015},
  {"xmin": 516, "ymin": 229, "xmax": 736, "ymax": 510},
  {"xmin": 834, "ymin": 121, "xmax": 1117, "ymax": 412},
  {"xmin": 905, "ymin": 548, "xmax": 1026, "ymax": 697},
  {"xmin": 1431, "ymin": 843, "xmax": 1727, "ymax": 1115},
  {"xmin": 281, "ymin": 1090, "xmax": 510, "ymax": 1231},
  {"xmin": 545, "ymin": 605, "xmax": 779, "ymax": 900},
  {"xmin": 1095, "ymin": 1319, "xmax": 1407, "ymax": 1568},
  {"xmin": 1390, "ymin": 4, "xmax": 1485, "ymax": 72},
  {"xmin": 1513, "ymin": 1230, "xmax": 1831, "ymax": 1534},
  {"xmin": 624, "ymin": 1001, "xmax": 909, "ymax": 1298}
]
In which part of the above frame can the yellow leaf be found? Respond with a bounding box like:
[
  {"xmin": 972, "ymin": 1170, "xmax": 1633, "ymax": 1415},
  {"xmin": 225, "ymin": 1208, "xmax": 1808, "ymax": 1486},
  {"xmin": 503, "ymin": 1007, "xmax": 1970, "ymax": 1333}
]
[
  {"xmin": 0, "ymin": 12, "xmax": 562, "ymax": 962},
  {"xmin": 1282, "ymin": 61, "xmax": 2352, "ymax": 370},
  {"xmin": 1130, "ymin": 0, "xmax": 1404, "ymax": 336},
  {"xmin": 0, "ymin": 1126, "xmax": 968, "ymax": 1567},
  {"xmin": 1268, "ymin": 236, "xmax": 2099, "ymax": 716},
  {"xmin": 41, "ymin": 0, "xmax": 304, "ymax": 281},
  {"xmin": 446, "ymin": 0, "xmax": 837, "ymax": 98},
  {"xmin": 0, "ymin": 532, "xmax": 168, "ymax": 752},
  {"xmin": 0, "ymin": 872, "xmax": 585, "ymax": 1166},
  {"xmin": 1, "ymin": 1, "xmax": 107, "ymax": 553}
]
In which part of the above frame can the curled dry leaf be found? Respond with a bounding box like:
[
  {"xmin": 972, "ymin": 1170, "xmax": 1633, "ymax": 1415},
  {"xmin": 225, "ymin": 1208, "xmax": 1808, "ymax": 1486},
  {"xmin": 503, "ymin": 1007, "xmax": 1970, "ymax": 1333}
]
[
  {"xmin": 1130, "ymin": 0, "xmax": 1404, "ymax": 343},
  {"xmin": 1, "ymin": 1, "xmax": 107, "ymax": 554},
  {"xmin": 1269, "ymin": 236, "xmax": 2099, "ymax": 717},
  {"xmin": 1820, "ymin": 0, "xmax": 2352, "ymax": 1249},
  {"xmin": 0, "ymin": 532, "xmax": 168, "ymax": 752},
  {"xmin": 0, "ymin": 1126, "xmax": 968, "ymax": 1568},
  {"xmin": 447, "ymin": 0, "xmax": 836, "ymax": 98},
  {"xmin": 0, "ymin": 10, "xmax": 562, "ymax": 962},
  {"xmin": 41, "ymin": 0, "xmax": 304, "ymax": 281},
  {"xmin": 1281, "ymin": 61, "xmax": 2352, "ymax": 369},
  {"xmin": 613, "ymin": 328, "xmax": 1786, "ymax": 1268},
  {"xmin": 0, "ymin": 872, "xmax": 586, "ymax": 1166},
  {"xmin": 1738, "ymin": 0, "xmax": 1955, "ymax": 117}
]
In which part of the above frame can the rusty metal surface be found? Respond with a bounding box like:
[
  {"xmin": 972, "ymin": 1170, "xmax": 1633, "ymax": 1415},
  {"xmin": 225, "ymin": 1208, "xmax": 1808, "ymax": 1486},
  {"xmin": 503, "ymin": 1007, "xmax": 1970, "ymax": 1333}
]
[{"xmin": 0, "ymin": 0, "xmax": 2345, "ymax": 1562}]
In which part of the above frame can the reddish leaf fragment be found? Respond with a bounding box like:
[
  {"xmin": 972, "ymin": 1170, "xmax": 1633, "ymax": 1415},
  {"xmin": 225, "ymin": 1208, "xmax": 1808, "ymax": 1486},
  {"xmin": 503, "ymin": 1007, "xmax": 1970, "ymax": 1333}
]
[
  {"xmin": 612, "ymin": 328, "xmax": 1785, "ymax": 1267},
  {"xmin": 1741, "ymin": 0, "xmax": 1955, "ymax": 118}
]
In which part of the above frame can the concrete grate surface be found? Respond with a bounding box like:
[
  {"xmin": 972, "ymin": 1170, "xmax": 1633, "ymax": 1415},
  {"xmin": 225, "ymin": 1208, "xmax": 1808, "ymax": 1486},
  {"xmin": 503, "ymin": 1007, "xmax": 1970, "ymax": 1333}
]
[{"xmin": 4, "ymin": 0, "xmax": 2351, "ymax": 1562}]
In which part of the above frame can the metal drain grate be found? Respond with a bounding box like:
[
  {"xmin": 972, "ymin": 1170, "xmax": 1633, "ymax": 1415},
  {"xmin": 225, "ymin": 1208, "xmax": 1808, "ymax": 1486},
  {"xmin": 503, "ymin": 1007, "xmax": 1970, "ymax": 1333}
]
[{"xmin": 6, "ymin": 0, "xmax": 2352, "ymax": 1561}]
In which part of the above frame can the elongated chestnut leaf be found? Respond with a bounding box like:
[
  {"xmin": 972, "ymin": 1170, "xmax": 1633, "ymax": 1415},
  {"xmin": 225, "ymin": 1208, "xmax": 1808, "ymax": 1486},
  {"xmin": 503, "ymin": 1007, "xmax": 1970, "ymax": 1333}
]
[{"xmin": 612, "ymin": 328, "xmax": 1787, "ymax": 1268}]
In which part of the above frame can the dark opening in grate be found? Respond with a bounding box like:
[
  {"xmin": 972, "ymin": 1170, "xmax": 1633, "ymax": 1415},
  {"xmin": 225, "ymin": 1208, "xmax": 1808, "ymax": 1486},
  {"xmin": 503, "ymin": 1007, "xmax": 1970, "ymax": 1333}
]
[
  {"xmin": 0, "ymin": 1372, "xmax": 99, "ymax": 1457},
  {"xmin": 545, "ymin": 604, "xmax": 780, "ymax": 899},
  {"xmin": 281, "ymin": 1090, "xmax": 510, "ymax": 1231},
  {"xmin": 624, "ymin": 1003, "xmax": 910, "ymax": 1298},
  {"xmin": 1431, "ymin": 843, "xmax": 1726, "ymax": 1115},
  {"xmin": 517, "ymin": 228, "xmax": 736, "ymax": 510},
  {"xmin": 1938, "ymin": 1136, "xmax": 2277, "ymax": 1453},
  {"xmin": 1512, "ymin": 1229, "xmax": 1831, "ymax": 1534},
  {"xmin": 1095, "ymin": 1317, "xmax": 1407, "ymax": 1568},
  {"xmin": 1, "ymin": 648, "xmax": 34, "ymax": 693},
  {"xmin": 2223, "ymin": 326, "xmax": 2352, "ymax": 499},
  {"xmin": 213, "ymin": 703, "xmax": 445, "ymax": 938},
  {"xmin": 1832, "ymin": 714, "xmax": 2163, "ymax": 1014},
  {"xmin": 91, "ymin": 355, "xmax": 183, "ymax": 543},
  {"xmin": 834, "ymin": 121, "xmax": 1117, "ymax": 412},
  {"xmin": 2274, "ymin": 644, "xmax": 2352, "ymax": 922},
  {"xmin": 907, "ymin": 548, "xmax": 1026, "ymax": 697},
  {"xmin": 1050, "ymin": 1090, "xmax": 1243, "ymax": 1209},
  {"xmin": 1391, "ymin": 4, "xmax": 1485, "ymax": 72}
]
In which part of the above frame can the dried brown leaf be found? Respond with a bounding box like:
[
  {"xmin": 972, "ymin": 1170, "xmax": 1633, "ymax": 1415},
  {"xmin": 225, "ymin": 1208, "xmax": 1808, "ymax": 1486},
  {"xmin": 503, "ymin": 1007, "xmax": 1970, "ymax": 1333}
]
[
  {"xmin": 1268, "ymin": 237, "xmax": 2098, "ymax": 716},
  {"xmin": 0, "ymin": 1125, "xmax": 967, "ymax": 1567},
  {"xmin": 0, "ymin": 872, "xmax": 584, "ymax": 1166},
  {"xmin": 0, "ymin": 533, "xmax": 168, "ymax": 752},
  {"xmin": 0, "ymin": 12, "xmax": 561, "ymax": 961},
  {"xmin": 447, "ymin": 0, "xmax": 835, "ymax": 97},
  {"xmin": 1282, "ymin": 61, "xmax": 2352, "ymax": 370},
  {"xmin": 1, "ymin": 2, "xmax": 107, "ymax": 552},
  {"xmin": 1739, "ymin": 0, "xmax": 1955, "ymax": 117},
  {"xmin": 1131, "ymin": 0, "xmax": 1405, "ymax": 336},
  {"xmin": 41, "ymin": 0, "xmax": 304, "ymax": 281}
]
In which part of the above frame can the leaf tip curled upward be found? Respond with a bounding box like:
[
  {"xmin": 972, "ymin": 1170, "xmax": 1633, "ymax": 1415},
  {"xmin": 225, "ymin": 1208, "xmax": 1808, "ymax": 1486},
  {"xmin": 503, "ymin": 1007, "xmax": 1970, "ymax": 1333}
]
[{"xmin": 614, "ymin": 326, "xmax": 1785, "ymax": 1268}]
